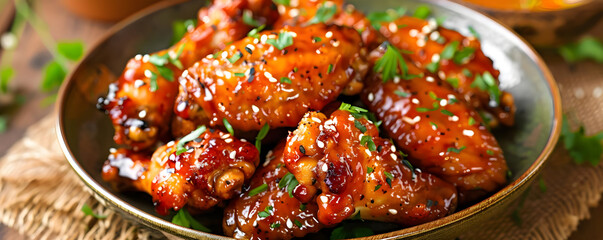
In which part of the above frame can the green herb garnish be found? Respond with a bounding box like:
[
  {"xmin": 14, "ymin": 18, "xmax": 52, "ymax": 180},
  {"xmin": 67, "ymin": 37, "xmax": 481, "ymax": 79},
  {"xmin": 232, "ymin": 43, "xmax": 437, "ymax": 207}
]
[
  {"xmin": 447, "ymin": 146, "xmax": 466, "ymax": 153},
  {"xmin": 248, "ymin": 183, "xmax": 268, "ymax": 196},
  {"xmin": 374, "ymin": 44, "xmax": 409, "ymax": 82},
  {"xmin": 360, "ymin": 135, "xmax": 377, "ymax": 152},
  {"xmin": 561, "ymin": 116, "xmax": 603, "ymax": 166},
  {"xmin": 176, "ymin": 126, "xmax": 207, "ymax": 155},
  {"xmin": 558, "ymin": 36, "xmax": 603, "ymax": 63},
  {"xmin": 413, "ymin": 5, "xmax": 431, "ymax": 19},
  {"xmin": 279, "ymin": 172, "xmax": 299, "ymax": 197},
  {"xmin": 366, "ymin": 7, "xmax": 406, "ymax": 29},
  {"xmin": 172, "ymin": 208, "xmax": 211, "ymax": 232},
  {"xmin": 394, "ymin": 90, "xmax": 411, "ymax": 97},
  {"xmin": 267, "ymin": 32, "xmax": 294, "ymax": 50},
  {"xmin": 354, "ymin": 119, "xmax": 367, "ymax": 133},
  {"xmin": 308, "ymin": 2, "xmax": 337, "ymax": 24},
  {"xmin": 258, "ymin": 205, "xmax": 273, "ymax": 218},
  {"xmin": 280, "ymin": 77, "xmax": 292, "ymax": 84},
  {"xmin": 223, "ymin": 118, "xmax": 234, "ymax": 135},
  {"xmin": 81, "ymin": 203, "xmax": 107, "ymax": 219},
  {"xmin": 255, "ymin": 123, "xmax": 270, "ymax": 152},
  {"xmin": 242, "ymin": 10, "xmax": 261, "ymax": 27}
]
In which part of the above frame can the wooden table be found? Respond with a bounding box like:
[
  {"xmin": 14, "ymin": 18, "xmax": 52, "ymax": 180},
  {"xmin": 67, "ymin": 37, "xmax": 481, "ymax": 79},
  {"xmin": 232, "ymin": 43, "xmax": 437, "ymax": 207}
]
[{"xmin": 0, "ymin": 0, "xmax": 601, "ymax": 239}]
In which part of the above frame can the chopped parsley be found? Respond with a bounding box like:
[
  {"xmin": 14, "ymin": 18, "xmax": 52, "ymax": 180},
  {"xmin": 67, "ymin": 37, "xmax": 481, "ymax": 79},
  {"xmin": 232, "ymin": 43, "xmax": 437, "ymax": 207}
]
[
  {"xmin": 468, "ymin": 26, "xmax": 480, "ymax": 39},
  {"xmin": 453, "ymin": 47, "xmax": 476, "ymax": 64},
  {"xmin": 299, "ymin": 203, "xmax": 307, "ymax": 211},
  {"xmin": 462, "ymin": 68, "xmax": 473, "ymax": 77},
  {"xmin": 366, "ymin": 7, "xmax": 406, "ymax": 29},
  {"xmin": 374, "ymin": 43, "xmax": 409, "ymax": 82},
  {"xmin": 267, "ymin": 32, "xmax": 294, "ymax": 50},
  {"xmin": 294, "ymin": 219, "xmax": 303, "ymax": 227},
  {"xmin": 270, "ymin": 223, "xmax": 281, "ymax": 228},
  {"xmin": 148, "ymin": 71, "xmax": 158, "ymax": 92},
  {"xmin": 279, "ymin": 172, "xmax": 299, "ymax": 197},
  {"xmin": 176, "ymin": 126, "xmax": 206, "ymax": 155},
  {"xmin": 561, "ymin": 116, "xmax": 603, "ymax": 165},
  {"xmin": 374, "ymin": 184, "xmax": 382, "ymax": 191},
  {"xmin": 425, "ymin": 61, "xmax": 439, "ymax": 73},
  {"xmin": 445, "ymin": 77, "xmax": 459, "ymax": 88},
  {"xmin": 223, "ymin": 118, "xmax": 234, "ymax": 135},
  {"xmin": 234, "ymin": 72, "xmax": 245, "ymax": 77},
  {"xmin": 327, "ymin": 64, "xmax": 334, "ymax": 74},
  {"xmin": 394, "ymin": 90, "xmax": 411, "ymax": 97},
  {"xmin": 471, "ymin": 72, "xmax": 501, "ymax": 106},
  {"xmin": 248, "ymin": 183, "xmax": 268, "ymax": 196},
  {"xmin": 258, "ymin": 205, "xmax": 273, "ymax": 218},
  {"xmin": 354, "ymin": 119, "xmax": 367, "ymax": 133},
  {"xmin": 172, "ymin": 208, "xmax": 211, "ymax": 232},
  {"xmin": 280, "ymin": 77, "xmax": 292, "ymax": 84},
  {"xmin": 384, "ymin": 171, "xmax": 394, "ymax": 187},
  {"xmin": 248, "ymin": 25, "xmax": 265, "ymax": 38},
  {"xmin": 440, "ymin": 109, "xmax": 454, "ymax": 117},
  {"xmin": 255, "ymin": 123, "xmax": 270, "ymax": 152},
  {"xmin": 308, "ymin": 2, "xmax": 337, "ymax": 24},
  {"xmin": 429, "ymin": 121, "xmax": 438, "ymax": 129},
  {"xmin": 447, "ymin": 146, "xmax": 466, "ymax": 153},
  {"xmin": 367, "ymin": 166, "xmax": 374, "ymax": 174},
  {"xmin": 413, "ymin": 5, "xmax": 431, "ymax": 19},
  {"xmin": 272, "ymin": 0, "xmax": 289, "ymax": 6},
  {"xmin": 81, "ymin": 203, "xmax": 107, "ymax": 219},
  {"xmin": 402, "ymin": 159, "xmax": 415, "ymax": 179},
  {"xmin": 468, "ymin": 116, "xmax": 476, "ymax": 125},
  {"xmin": 339, "ymin": 102, "xmax": 368, "ymax": 115},
  {"xmin": 486, "ymin": 149, "xmax": 494, "ymax": 155},
  {"xmin": 360, "ymin": 135, "xmax": 377, "ymax": 152},
  {"xmin": 228, "ymin": 51, "xmax": 242, "ymax": 64},
  {"xmin": 440, "ymin": 41, "xmax": 459, "ymax": 60},
  {"xmin": 313, "ymin": 37, "xmax": 322, "ymax": 42}
]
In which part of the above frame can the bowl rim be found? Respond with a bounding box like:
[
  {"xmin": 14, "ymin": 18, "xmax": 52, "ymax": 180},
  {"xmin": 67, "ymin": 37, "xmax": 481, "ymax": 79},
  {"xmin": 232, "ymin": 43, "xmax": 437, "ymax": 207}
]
[
  {"xmin": 453, "ymin": 0, "xmax": 596, "ymax": 14},
  {"xmin": 55, "ymin": 0, "xmax": 563, "ymax": 239}
]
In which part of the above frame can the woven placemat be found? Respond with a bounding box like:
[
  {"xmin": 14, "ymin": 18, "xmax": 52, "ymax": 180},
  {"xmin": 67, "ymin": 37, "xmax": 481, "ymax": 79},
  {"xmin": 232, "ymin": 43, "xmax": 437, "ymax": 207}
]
[{"xmin": 0, "ymin": 51, "xmax": 601, "ymax": 239}]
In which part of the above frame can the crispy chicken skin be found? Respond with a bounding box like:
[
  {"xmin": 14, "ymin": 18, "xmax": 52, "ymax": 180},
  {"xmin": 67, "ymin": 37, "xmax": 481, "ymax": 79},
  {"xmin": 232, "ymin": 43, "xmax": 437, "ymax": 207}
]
[
  {"xmin": 283, "ymin": 110, "xmax": 458, "ymax": 226},
  {"xmin": 96, "ymin": 0, "xmax": 278, "ymax": 151},
  {"xmin": 377, "ymin": 16, "xmax": 516, "ymax": 127},
  {"xmin": 224, "ymin": 143, "xmax": 325, "ymax": 240},
  {"xmin": 174, "ymin": 24, "xmax": 368, "ymax": 133},
  {"xmin": 361, "ymin": 45, "xmax": 509, "ymax": 204},
  {"xmin": 102, "ymin": 148, "xmax": 152, "ymax": 192},
  {"xmin": 103, "ymin": 128, "xmax": 259, "ymax": 215}
]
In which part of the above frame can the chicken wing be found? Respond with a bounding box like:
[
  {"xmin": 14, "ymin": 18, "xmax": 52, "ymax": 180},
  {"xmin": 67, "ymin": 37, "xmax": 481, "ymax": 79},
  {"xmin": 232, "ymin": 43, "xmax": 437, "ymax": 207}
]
[
  {"xmin": 102, "ymin": 127, "xmax": 259, "ymax": 215},
  {"xmin": 224, "ymin": 142, "xmax": 325, "ymax": 240},
  {"xmin": 283, "ymin": 110, "xmax": 457, "ymax": 226},
  {"xmin": 97, "ymin": 0, "xmax": 278, "ymax": 151},
  {"xmin": 376, "ymin": 16, "xmax": 515, "ymax": 126},
  {"xmin": 174, "ymin": 23, "xmax": 368, "ymax": 133},
  {"xmin": 361, "ymin": 44, "xmax": 509, "ymax": 204}
]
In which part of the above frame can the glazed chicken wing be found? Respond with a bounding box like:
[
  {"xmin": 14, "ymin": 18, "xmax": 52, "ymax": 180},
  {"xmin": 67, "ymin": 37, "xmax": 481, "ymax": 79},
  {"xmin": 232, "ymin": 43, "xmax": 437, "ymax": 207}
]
[
  {"xmin": 174, "ymin": 24, "xmax": 367, "ymax": 133},
  {"xmin": 361, "ymin": 44, "xmax": 509, "ymax": 203},
  {"xmin": 224, "ymin": 142, "xmax": 325, "ymax": 240},
  {"xmin": 97, "ymin": 0, "xmax": 278, "ymax": 150},
  {"xmin": 376, "ymin": 16, "xmax": 516, "ymax": 126},
  {"xmin": 283, "ymin": 110, "xmax": 458, "ymax": 226},
  {"xmin": 102, "ymin": 128, "xmax": 259, "ymax": 215}
]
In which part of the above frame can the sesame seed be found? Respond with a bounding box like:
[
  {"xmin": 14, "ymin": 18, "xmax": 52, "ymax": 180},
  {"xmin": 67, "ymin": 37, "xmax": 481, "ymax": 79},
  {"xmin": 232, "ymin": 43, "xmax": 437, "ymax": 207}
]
[
  {"xmin": 463, "ymin": 130, "xmax": 474, "ymax": 136},
  {"xmin": 252, "ymin": 105, "xmax": 260, "ymax": 113},
  {"xmin": 426, "ymin": 76, "xmax": 435, "ymax": 82},
  {"xmin": 409, "ymin": 29, "xmax": 419, "ymax": 37},
  {"xmin": 390, "ymin": 153, "xmax": 397, "ymax": 161},
  {"xmin": 388, "ymin": 209, "xmax": 398, "ymax": 215},
  {"xmin": 320, "ymin": 195, "xmax": 329, "ymax": 203},
  {"xmin": 322, "ymin": 163, "xmax": 328, "ymax": 172},
  {"xmin": 431, "ymin": 54, "xmax": 440, "ymax": 63},
  {"xmin": 229, "ymin": 151, "xmax": 236, "ymax": 159},
  {"xmin": 286, "ymin": 219, "xmax": 293, "ymax": 228},
  {"xmin": 368, "ymin": 93, "xmax": 375, "ymax": 102},
  {"xmin": 325, "ymin": 31, "xmax": 333, "ymax": 38},
  {"xmin": 388, "ymin": 22, "xmax": 398, "ymax": 33}
]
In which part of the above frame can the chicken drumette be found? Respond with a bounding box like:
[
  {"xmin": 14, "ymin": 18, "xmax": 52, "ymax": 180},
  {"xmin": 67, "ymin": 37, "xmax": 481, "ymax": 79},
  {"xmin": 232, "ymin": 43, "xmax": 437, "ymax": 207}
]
[
  {"xmin": 102, "ymin": 128, "xmax": 259, "ymax": 215},
  {"xmin": 283, "ymin": 110, "xmax": 458, "ymax": 226},
  {"xmin": 174, "ymin": 23, "xmax": 368, "ymax": 134},
  {"xmin": 362, "ymin": 44, "xmax": 509, "ymax": 203},
  {"xmin": 376, "ymin": 16, "xmax": 516, "ymax": 127},
  {"xmin": 224, "ymin": 142, "xmax": 325, "ymax": 240},
  {"xmin": 97, "ymin": 0, "xmax": 278, "ymax": 150}
]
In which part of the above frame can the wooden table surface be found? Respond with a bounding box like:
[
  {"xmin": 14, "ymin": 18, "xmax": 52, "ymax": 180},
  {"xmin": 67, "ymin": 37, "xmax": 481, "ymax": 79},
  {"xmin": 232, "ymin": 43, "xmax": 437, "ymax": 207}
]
[{"xmin": 0, "ymin": 0, "xmax": 601, "ymax": 239}]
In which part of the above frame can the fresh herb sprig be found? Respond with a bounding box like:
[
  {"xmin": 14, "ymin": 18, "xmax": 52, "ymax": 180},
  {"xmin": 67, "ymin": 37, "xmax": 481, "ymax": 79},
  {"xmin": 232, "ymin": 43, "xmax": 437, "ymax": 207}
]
[
  {"xmin": 172, "ymin": 208, "xmax": 211, "ymax": 232},
  {"xmin": 175, "ymin": 126, "xmax": 207, "ymax": 155}
]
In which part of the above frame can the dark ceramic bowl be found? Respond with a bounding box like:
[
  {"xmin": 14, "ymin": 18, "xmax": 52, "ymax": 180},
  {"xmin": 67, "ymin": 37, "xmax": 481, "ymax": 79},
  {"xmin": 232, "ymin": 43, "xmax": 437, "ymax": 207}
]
[
  {"xmin": 453, "ymin": 0, "xmax": 603, "ymax": 47},
  {"xmin": 56, "ymin": 0, "xmax": 562, "ymax": 239}
]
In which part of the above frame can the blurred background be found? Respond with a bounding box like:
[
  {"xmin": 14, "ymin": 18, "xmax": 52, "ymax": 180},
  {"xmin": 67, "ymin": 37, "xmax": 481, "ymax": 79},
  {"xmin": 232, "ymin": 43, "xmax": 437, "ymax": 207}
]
[{"xmin": 0, "ymin": 0, "xmax": 601, "ymax": 239}]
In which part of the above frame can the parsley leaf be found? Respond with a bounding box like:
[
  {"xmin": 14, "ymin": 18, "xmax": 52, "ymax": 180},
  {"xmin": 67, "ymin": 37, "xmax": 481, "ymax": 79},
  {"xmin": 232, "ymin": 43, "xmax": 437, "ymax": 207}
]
[
  {"xmin": 172, "ymin": 208, "xmax": 211, "ymax": 232},
  {"xmin": 374, "ymin": 44, "xmax": 409, "ymax": 82},
  {"xmin": 258, "ymin": 205, "xmax": 273, "ymax": 218},
  {"xmin": 445, "ymin": 77, "xmax": 459, "ymax": 88},
  {"xmin": 425, "ymin": 61, "xmax": 439, "ymax": 73},
  {"xmin": 267, "ymin": 32, "xmax": 294, "ymax": 50},
  {"xmin": 56, "ymin": 41, "xmax": 84, "ymax": 61},
  {"xmin": 280, "ymin": 77, "xmax": 292, "ymax": 84},
  {"xmin": 471, "ymin": 72, "xmax": 501, "ymax": 106},
  {"xmin": 558, "ymin": 36, "xmax": 603, "ymax": 63},
  {"xmin": 413, "ymin": 5, "xmax": 431, "ymax": 19},
  {"xmin": 223, "ymin": 118, "xmax": 235, "ymax": 135},
  {"xmin": 41, "ymin": 60, "xmax": 66, "ymax": 92},
  {"xmin": 447, "ymin": 146, "xmax": 466, "ymax": 153},
  {"xmin": 453, "ymin": 47, "xmax": 476, "ymax": 64},
  {"xmin": 81, "ymin": 203, "xmax": 107, "ymax": 219},
  {"xmin": 278, "ymin": 173, "xmax": 299, "ymax": 197},
  {"xmin": 360, "ymin": 135, "xmax": 377, "ymax": 151},
  {"xmin": 354, "ymin": 119, "xmax": 367, "ymax": 133},
  {"xmin": 248, "ymin": 183, "xmax": 268, "ymax": 196},
  {"xmin": 171, "ymin": 19, "xmax": 196, "ymax": 44},
  {"xmin": 440, "ymin": 41, "xmax": 459, "ymax": 60},
  {"xmin": 308, "ymin": 2, "xmax": 337, "ymax": 24},
  {"xmin": 561, "ymin": 117, "xmax": 603, "ymax": 166},
  {"xmin": 248, "ymin": 25, "xmax": 265, "ymax": 38},
  {"xmin": 176, "ymin": 126, "xmax": 206, "ymax": 155},
  {"xmin": 367, "ymin": 166, "xmax": 374, "ymax": 174},
  {"xmin": 255, "ymin": 123, "xmax": 270, "ymax": 152}
]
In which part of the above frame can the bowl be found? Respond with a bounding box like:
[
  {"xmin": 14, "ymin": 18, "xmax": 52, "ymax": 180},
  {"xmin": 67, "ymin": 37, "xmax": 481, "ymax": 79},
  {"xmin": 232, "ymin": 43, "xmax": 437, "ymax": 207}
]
[
  {"xmin": 56, "ymin": 0, "xmax": 562, "ymax": 239},
  {"xmin": 60, "ymin": 0, "xmax": 166, "ymax": 22},
  {"xmin": 452, "ymin": 0, "xmax": 603, "ymax": 47}
]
